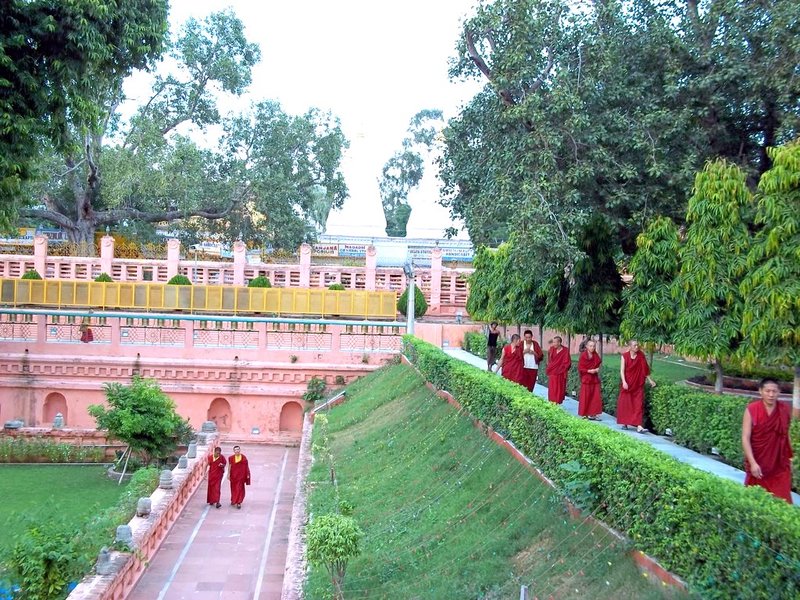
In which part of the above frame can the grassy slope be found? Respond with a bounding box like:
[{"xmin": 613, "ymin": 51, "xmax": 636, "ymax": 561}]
[
  {"xmin": 0, "ymin": 465, "xmax": 128, "ymax": 554},
  {"xmin": 306, "ymin": 364, "xmax": 686, "ymax": 599}
]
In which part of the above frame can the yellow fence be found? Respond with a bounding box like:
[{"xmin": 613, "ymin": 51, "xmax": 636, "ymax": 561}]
[{"xmin": 0, "ymin": 279, "xmax": 398, "ymax": 319}]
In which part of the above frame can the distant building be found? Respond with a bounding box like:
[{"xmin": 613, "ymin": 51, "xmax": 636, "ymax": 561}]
[{"xmin": 313, "ymin": 234, "xmax": 473, "ymax": 266}]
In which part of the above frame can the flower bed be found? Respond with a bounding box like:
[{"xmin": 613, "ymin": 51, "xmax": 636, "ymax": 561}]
[{"xmin": 404, "ymin": 336, "xmax": 799, "ymax": 598}]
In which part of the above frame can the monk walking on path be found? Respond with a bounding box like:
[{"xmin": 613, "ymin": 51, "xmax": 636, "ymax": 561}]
[
  {"xmin": 521, "ymin": 329, "xmax": 544, "ymax": 392},
  {"xmin": 742, "ymin": 378, "xmax": 795, "ymax": 504},
  {"xmin": 228, "ymin": 445, "xmax": 251, "ymax": 509},
  {"xmin": 497, "ymin": 333, "xmax": 524, "ymax": 386},
  {"xmin": 545, "ymin": 336, "xmax": 571, "ymax": 404},
  {"xmin": 578, "ymin": 340, "xmax": 603, "ymax": 420},
  {"xmin": 206, "ymin": 446, "xmax": 226, "ymax": 509},
  {"xmin": 617, "ymin": 340, "xmax": 655, "ymax": 433}
]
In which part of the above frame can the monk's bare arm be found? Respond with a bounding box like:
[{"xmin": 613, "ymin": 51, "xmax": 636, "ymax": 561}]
[
  {"xmin": 620, "ymin": 355, "xmax": 628, "ymax": 390},
  {"xmin": 741, "ymin": 409, "xmax": 761, "ymax": 478}
]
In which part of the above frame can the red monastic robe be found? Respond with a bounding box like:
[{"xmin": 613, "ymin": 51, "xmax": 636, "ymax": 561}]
[
  {"xmin": 500, "ymin": 344, "xmax": 524, "ymax": 386},
  {"xmin": 206, "ymin": 453, "xmax": 227, "ymax": 504},
  {"xmin": 744, "ymin": 400, "xmax": 793, "ymax": 504},
  {"xmin": 578, "ymin": 351, "xmax": 603, "ymax": 417},
  {"xmin": 228, "ymin": 453, "xmax": 251, "ymax": 505},
  {"xmin": 546, "ymin": 346, "xmax": 571, "ymax": 404},
  {"xmin": 616, "ymin": 350, "xmax": 650, "ymax": 427}
]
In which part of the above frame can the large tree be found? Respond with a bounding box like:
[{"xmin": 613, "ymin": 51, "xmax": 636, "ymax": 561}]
[
  {"xmin": 0, "ymin": 0, "xmax": 169, "ymax": 230},
  {"xmin": 740, "ymin": 140, "xmax": 800, "ymax": 414},
  {"xmin": 379, "ymin": 109, "xmax": 443, "ymax": 237},
  {"xmin": 18, "ymin": 10, "xmax": 348, "ymax": 250},
  {"xmin": 672, "ymin": 159, "xmax": 753, "ymax": 393},
  {"xmin": 440, "ymin": 0, "xmax": 800, "ymax": 261}
]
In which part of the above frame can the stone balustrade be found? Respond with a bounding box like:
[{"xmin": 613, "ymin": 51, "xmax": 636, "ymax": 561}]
[
  {"xmin": 0, "ymin": 237, "xmax": 471, "ymax": 316},
  {"xmin": 67, "ymin": 435, "xmax": 217, "ymax": 600}
]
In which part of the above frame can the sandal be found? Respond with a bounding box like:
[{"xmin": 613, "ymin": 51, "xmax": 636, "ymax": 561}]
[
  {"xmin": 636, "ymin": 426, "xmax": 649, "ymax": 434},
  {"xmin": 588, "ymin": 416, "xmax": 601, "ymax": 421}
]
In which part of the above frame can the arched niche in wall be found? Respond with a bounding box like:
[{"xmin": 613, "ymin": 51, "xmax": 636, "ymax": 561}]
[
  {"xmin": 208, "ymin": 397, "xmax": 232, "ymax": 433},
  {"xmin": 279, "ymin": 401, "xmax": 303, "ymax": 432},
  {"xmin": 44, "ymin": 392, "xmax": 68, "ymax": 426}
]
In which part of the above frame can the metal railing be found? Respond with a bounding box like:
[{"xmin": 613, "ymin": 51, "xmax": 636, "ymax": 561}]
[{"xmin": 0, "ymin": 279, "xmax": 398, "ymax": 319}]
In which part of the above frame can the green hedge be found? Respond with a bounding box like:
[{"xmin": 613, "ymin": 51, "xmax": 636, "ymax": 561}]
[
  {"xmin": 0, "ymin": 438, "xmax": 106, "ymax": 463},
  {"xmin": 403, "ymin": 336, "xmax": 800, "ymax": 599},
  {"xmin": 716, "ymin": 357, "xmax": 793, "ymax": 383},
  {"xmin": 650, "ymin": 384, "xmax": 800, "ymax": 492}
]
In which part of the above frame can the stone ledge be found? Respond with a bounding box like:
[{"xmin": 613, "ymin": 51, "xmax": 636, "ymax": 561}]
[{"xmin": 67, "ymin": 436, "xmax": 217, "ymax": 600}]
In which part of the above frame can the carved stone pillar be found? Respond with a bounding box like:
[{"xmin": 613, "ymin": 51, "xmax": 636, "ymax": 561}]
[
  {"xmin": 299, "ymin": 243, "xmax": 312, "ymax": 288},
  {"xmin": 365, "ymin": 245, "xmax": 377, "ymax": 291},
  {"xmin": 166, "ymin": 238, "xmax": 180, "ymax": 281},
  {"xmin": 100, "ymin": 235, "xmax": 115, "ymax": 278},
  {"xmin": 430, "ymin": 247, "xmax": 443, "ymax": 313},
  {"xmin": 33, "ymin": 235, "xmax": 48, "ymax": 277},
  {"xmin": 233, "ymin": 241, "xmax": 246, "ymax": 286}
]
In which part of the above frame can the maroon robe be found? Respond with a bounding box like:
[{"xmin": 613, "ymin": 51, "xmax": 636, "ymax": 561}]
[
  {"xmin": 578, "ymin": 351, "xmax": 603, "ymax": 417},
  {"xmin": 744, "ymin": 400, "xmax": 793, "ymax": 504},
  {"xmin": 546, "ymin": 346, "xmax": 571, "ymax": 404},
  {"xmin": 617, "ymin": 350, "xmax": 650, "ymax": 427},
  {"xmin": 500, "ymin": 344, "xmax": 524, "ymax": 386},
  {"xmin": 206, "ymin": 453, "xmax": 227, "ymax": 504},
  {"xmin": 228, "ymin": 453, "xmax": 251, "ymax": 505}
]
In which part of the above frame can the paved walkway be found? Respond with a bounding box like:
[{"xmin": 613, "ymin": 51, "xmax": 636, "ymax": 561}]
[
  {"xmin": 128, "ymin": 444, "xmax": 299, "ymax": 600},
  {"xmin": 444, "ymin": 347, "xmax": 800, "ymax": 504}
]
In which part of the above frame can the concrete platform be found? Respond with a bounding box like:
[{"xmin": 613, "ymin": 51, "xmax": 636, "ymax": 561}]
[
  {"xmin": 444, "ymin": 347, "xmax": 800, "ymax": 504},
  {"xmin": 127, "ymin": 444, "xmax": 299, "ymax": 600}
]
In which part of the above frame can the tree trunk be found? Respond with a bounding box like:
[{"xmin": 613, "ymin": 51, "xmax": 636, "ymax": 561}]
[
  {"xmin": 598, "ymin": 333, "xmax": 603, "ymax": 358},
  {"xmin": 714, "ymin": 358, "xmax": 724, "ymax": 394},
  {"xmin": 538, "ymin": 323, "xmax": 544, "ymax": 349},
  {"xmin": 794, "ymin": 365, "xmax": 799, "ymax": 419}
]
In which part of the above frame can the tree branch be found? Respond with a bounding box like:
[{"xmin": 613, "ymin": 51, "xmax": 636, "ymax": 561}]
[
  {"xmin": 93, "ymin": 201, "xmax": 239, "ymax": 227},
  {"xmin": 465, "ymin": 29, "xmax": 516, "ymax": 106},
  {"xmin": 19, "ymin": 207, "xmax": 76, "ymax": 231}
]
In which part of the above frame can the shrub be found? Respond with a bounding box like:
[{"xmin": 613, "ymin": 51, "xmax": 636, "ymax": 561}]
[
  {"xmin": 248, "ymin": 276, "xmax": 272, "ymax": 288},
  {"xmin": 21, "ymin": 270, "xmax": 42, "ymax": 280},
  {"xmin": 396, "ymin": 284, "xmax": 427, "ymax": 318},
  {"xmin": 716, "ymin": 357, "xmax": 793, "ymax": 382},
  {"xmin": 303, "ymin": 376, "xmax": 327, "ymax": 403},
  {"xmin": 166, "ymin": 274, "xmax": 191, "ymax": 285},
  {"xmin": 306, "ymin": 513, "xmax": 363, "ymax": 600},
  {"xmin": 403, "ymin": 336, "xmax": 800, "ymax": 598},
  {"xmin": 93, "ymin": 272, "xmax": 113, "ymax": 283},
  {"xmin": 0, "ymin": 438, "xmax": 105, "ymax": 464},
  {"xmin": 327, "ymin": 283, "xmax": 345, "ymax": 291}
]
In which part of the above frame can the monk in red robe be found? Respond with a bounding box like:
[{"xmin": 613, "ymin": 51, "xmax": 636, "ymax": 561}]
[
  {"xmin": 228, "ymin": 445, "xmax": 251, "ymax": 509},
  {"xmin": 497, "ymin": 333, "xmax": 524, "ymax": 386},
  {"xmin": 545, "ymin": 336, "xmax": 571, "ymax": 404},
  {"xmin": 578, "ymin": 340, "xmax": 603, "ymax": 419},
  {"xmin": 206, "ymin": 446, "xmax": 226, "ymax": 508},
  {"xmin": 617, "ymin": 340, "xmax": 655, "ymax": 433},
  {"xmin": 742, "ymin": 378, "xmax": 794, "ymax": 504},
  {"xmin": 521, "ymin": 329, "xmax": 544, "ymax": 392}
]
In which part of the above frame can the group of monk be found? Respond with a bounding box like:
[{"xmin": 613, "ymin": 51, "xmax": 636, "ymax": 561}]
[
  {"xmin": 488, "ymin": 327, "xmax": 795, "ymax": 504},
  {"xmin": 206, "ymin": 445, "xmax": 252, "ymax": 509}
]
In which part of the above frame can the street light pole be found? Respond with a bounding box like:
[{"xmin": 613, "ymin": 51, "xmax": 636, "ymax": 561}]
[{"xmin": 403, "ymin": 261, "xmax": 415, "ymax": 336}]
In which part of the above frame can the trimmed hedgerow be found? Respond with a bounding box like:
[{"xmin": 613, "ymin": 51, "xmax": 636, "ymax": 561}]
[
  {"xmin": 248, "ymin": 276, "xmax": 272, "ymax": 288},
  {"xmin": 650, "ymin": 383, "xmax": 800, "ymax": 492},
  {"xmin": 21, "ymin": 269, "xmax": 42, "ymax": 280},
  {"xmin": 327, "ymin": 283, "xmax": 345, "ymax": 291},
  {"xmin": 166, "ymin": 274, "xmax": 192, "ymax": 285},
  {"xmin": 403, "ymin": 336, "xmax": 800, "ymax": 599},
  {"xmin": 94, "ymin": 272, "xmax": 113, "ymax": 282}
]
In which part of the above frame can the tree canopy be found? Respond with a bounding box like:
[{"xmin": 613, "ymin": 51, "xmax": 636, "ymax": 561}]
[
  {"xmin": 15, "ymin": 9, "xmax": 349, "ymax": 249},
  {"xmin": 0, "ymin": 0, "xmax": 169, "ymax": 230},
  {"xmin": 440, "ymin": 0, "xmax": 800, "ymax": 262}
]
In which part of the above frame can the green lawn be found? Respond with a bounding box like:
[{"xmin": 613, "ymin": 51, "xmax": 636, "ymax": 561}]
[
  {"xmin": 0, "ymin": 465, "xmax": 128, "ymax": 554},
  {"xmin": 306, "ymin": 364, "xmax": 686, "ymax": 599},
  {"xmin": 593, "ymin": 353, "xmax": 705, "ymax": 384}
]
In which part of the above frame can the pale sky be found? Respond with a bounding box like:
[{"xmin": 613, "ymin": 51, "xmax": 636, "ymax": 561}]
[{"xmin": 141, "ymin": 0, "xmax": 484, "ymax": 239}]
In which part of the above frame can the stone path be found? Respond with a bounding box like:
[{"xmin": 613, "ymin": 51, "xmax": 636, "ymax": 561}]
[
  {"xmin": 444, "ymin": 347, "xmax": 800, "ymax": 504},
  {"xmin": 128, "ymin": 444, "xmax": 299, "ymax": 600}
]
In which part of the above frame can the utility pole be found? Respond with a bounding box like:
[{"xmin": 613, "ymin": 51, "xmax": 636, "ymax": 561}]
[{"xmin": 403, "ymin": 260, "xmax": 415, "ymax": 335}]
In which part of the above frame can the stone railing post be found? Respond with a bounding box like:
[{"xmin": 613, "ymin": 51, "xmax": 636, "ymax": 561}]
[
  {"xmin": 299, "ymin": 243, "xmax": 311, "ymax": 288},
  {"xmin": 430, "ymin": 247, "xmax": 442, "ymax": 313},
  {"xmin": 100, "ymin": 236, "xmax": 115, "ymax": 278},
  {"xmin": 233, "ymin": 241, "xmax": 246, "ymax": 286},
  {"xmin": 33, "ymin": 235, "xmax": 48, "ymax": 277},
  {"xmin": 365, "ymin": 245, "xmax": 377, "ymax": 291},
  {"xmin": 166, "ymin": 239, "xmax": 180, "ymax": 281}
]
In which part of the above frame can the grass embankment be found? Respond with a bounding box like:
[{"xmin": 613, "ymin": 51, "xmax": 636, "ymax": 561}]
[
  {"xmin": 306, "ymin": 364, "xmax": 684, "ymax": 599},
  {"xmin": 0, "ymin": 465, "xmax": 127, "ymax": 554}
]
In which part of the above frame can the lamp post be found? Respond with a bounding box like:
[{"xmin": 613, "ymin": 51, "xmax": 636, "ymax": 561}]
[{"xmin": 403, "ymin": 261, "xmax": 415, "ymax": 335}]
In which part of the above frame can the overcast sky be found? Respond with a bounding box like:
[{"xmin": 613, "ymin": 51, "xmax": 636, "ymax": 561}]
[{"xmin": 154, "ymin": 0, "xmax": 484, "ymax": 239}]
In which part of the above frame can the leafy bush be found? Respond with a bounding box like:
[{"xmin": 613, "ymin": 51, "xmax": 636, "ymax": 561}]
[
  {"xmin": 403, "ymin": 336, "xmax": 800, "ymax": 598},
  {"xmin": 327, "ymin": 283, "xmax": 345, "ymax": 291},
  {"xmin": 303, "ymin": 376, "xmax": 327, "ymax": 403},
  {"xmin": 306, "ymin": 513, "xmax": 363, "ymax": 600},
  {"xmin": 93, "ymin": 272, "xmax": 113, "ymax": 282},
  {"xmin": 21, "ymin": 270, "xmax": 42, "ymax": 280},
  {"xmin": 0, "ymin": 438, "xmax": 105, "ymax": 463},
  {"xmin": 716, "ymin": 357, "xmax": 793, "ymax": 382},
  {"xmin": 247, "ymin": 276, "xmax": 272, "ymax": 288},
  {"xmin": 89, "ymin": 376, "xmax": 191, "ymax": 465},
  {"xmin": 166, "ymin": 274, "xmax": 191, "ymax": 285},
  {"xmin": 396, "ymin": 284, "xmax": 427, "ymax": 318}
]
